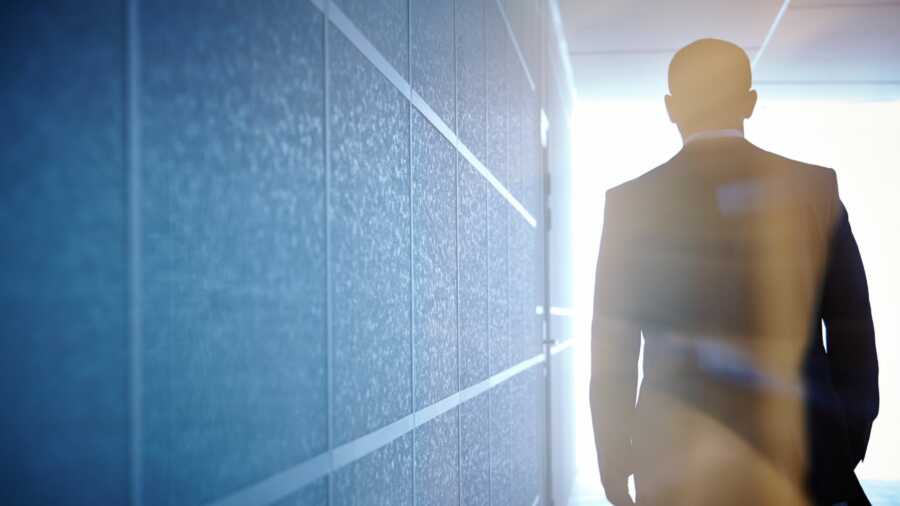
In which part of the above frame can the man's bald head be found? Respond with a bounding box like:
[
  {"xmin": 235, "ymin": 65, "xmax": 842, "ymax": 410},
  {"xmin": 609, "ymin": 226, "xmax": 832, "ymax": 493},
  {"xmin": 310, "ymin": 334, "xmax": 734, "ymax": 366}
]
[{"xmin": 665, "ymin": 38, "xmax": 757, "ymax": 135}]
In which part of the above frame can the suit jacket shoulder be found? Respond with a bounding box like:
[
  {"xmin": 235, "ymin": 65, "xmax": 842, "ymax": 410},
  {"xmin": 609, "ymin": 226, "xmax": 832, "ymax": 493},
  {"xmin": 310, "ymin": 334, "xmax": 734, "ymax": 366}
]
[
  {"xmin": 752, "ymin": 146, "xmax": 842, "ymax": 239},
  {"xmin": 603, "ymin": 155, "xmax": 678, "ymax": 218}
]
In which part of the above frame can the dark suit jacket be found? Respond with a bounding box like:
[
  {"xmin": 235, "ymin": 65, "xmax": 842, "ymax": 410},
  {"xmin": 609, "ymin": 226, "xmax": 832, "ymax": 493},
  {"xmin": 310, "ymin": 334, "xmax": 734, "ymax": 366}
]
[{"xmin": 590, "ymin": 137, "xmax": 879, "ymax": 506}]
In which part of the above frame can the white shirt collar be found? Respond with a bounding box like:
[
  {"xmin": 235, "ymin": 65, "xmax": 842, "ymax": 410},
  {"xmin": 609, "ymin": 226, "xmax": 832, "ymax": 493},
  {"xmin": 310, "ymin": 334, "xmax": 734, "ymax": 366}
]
[{"xmin": 684, "ymin": 129, "xmax": 744, "ymax": 145}]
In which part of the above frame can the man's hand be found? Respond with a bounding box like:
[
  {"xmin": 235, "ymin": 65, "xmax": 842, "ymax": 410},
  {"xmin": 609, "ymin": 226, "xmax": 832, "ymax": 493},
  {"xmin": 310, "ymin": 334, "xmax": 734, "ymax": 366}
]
[{"xmin": 600, "ymin": 468, "xmax": 635, "ymax": 506}]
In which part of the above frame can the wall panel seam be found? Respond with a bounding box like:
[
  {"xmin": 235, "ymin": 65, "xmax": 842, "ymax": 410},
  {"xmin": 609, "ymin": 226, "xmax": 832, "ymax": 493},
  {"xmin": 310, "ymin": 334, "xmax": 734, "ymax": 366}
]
[
  {"xmin": 484, "ymin": 1, "xmax": 494, "ymax": 501},
  {"xmin": 453, "ymin": 1, "xmax": 463, "ymax": 504},
  {"xmin": 126, "ymin": 0, "xmax": 143, "ymax": 503},
  {"xmin": 323, "ymin": 0, "xmax": 335, "ymax": 504},
  {"xmin": 312, "ymin": 0, "xmax": 536, "ymax": 228},
  {"xmin": 550, "ymin": 339, "xmax": 576, "ymax": 356},
  {"xmin": 408, "ymin": 0, "xmax": 416, "ymax": 503},
  {"xmin": 493, "ymin": 0, "xmax": 537, "ymax": 92},
  {"xmin": 204, "ymin": 352, "xmax": 545, "ymax": 506}
]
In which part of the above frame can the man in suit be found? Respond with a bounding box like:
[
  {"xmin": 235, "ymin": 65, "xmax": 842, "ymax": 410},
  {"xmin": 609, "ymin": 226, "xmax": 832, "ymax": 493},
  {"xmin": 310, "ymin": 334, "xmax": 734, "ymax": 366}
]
[{"xmin": 590, "ymin": 38, "xmax": 879, "ymax": 506}]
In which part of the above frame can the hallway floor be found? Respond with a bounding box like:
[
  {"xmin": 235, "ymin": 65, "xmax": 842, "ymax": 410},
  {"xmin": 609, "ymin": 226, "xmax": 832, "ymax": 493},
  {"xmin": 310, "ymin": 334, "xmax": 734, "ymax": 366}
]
[{"xmin": 568, "ymin": 470, "xmax": 900, "ymax": 505}]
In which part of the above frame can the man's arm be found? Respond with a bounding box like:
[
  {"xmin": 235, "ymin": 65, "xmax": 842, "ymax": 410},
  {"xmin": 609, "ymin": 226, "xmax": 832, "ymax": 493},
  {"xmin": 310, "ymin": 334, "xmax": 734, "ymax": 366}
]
[
  {"xmin": 590, "ymin": 190, "xmax": 641, "ymax": 505},
  {"xmin": 821, "ymin": 203, "xmax": 879, "ymax": 465}
]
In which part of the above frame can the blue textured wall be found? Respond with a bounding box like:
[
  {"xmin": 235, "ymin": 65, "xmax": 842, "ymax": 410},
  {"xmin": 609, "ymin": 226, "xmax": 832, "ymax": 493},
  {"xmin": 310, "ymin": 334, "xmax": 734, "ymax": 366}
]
[
  {"xmin": 489, "ymin": 190, "xmax": 512, "ymax": 375},
  {"xmin": 140, "ymin": 1, "xmax": 330, "ymax": 504},
  {"xmin": 335, "ymin": 434, "xmax": 414, "ymax": 505},
  {"xmin": 0, "ymin": 0, "xmax": 572, "ymax": 504},
  {"xmin": 490, "ymin": 381, "xmax": 513, "ymax": 506},
  {"xmin": 461, "ymin": 393, "xmax": 492, "ymax": 504},
  {"xmin": 1, "ymin": 2, "xmax": 128, "ymax": 504},
  {"xmin": 459, "ymin": 159, "xmax": 490, "ymax": 389},
  {"xmin": 415, "ymin": 410, "xmax": 460, "ymax": 505},
  {"xmin": 412, "ymin": 110, "xmax": 459, "ymax": 409},
  {"xmin": 456, "ymin": 0, "xmax": 487, "ymax": 162},
  {"xmin": 330, "ymin": 23, "xmax": 412, "ymax": 446},
  {"xmin": 412, "ymin": 0, "xmax": 455, "ymax": 128},
  {"xmin": 334, "ymin": 0, "xmax": 409, "ymax": 79}
]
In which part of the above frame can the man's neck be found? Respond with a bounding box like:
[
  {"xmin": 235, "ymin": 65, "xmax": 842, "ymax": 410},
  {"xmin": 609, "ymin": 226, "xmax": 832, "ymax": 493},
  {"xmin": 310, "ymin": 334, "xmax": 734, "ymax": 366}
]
[
  {"xmin": 683, "ymin": 128, "xmax": 745, "ymax": 145},
  {"xmin": 678, "ymin": 122, "xmax": 745, "ymax": 145}
]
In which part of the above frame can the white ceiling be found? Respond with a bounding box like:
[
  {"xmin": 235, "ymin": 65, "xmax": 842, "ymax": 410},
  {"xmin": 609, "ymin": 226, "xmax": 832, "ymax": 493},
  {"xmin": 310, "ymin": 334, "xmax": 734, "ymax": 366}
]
[{"xmin": 561, "ymin": 0, "xmax": 900, "ymax": 101}]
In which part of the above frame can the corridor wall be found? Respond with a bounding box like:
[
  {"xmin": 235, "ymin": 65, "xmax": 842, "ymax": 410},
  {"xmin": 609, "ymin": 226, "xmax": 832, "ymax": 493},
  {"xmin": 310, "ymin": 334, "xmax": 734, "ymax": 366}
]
[
  {"xmin": 543, "ymin": 4, "xmax": 579, "ymax": 504},
  {"xmin": 0, "ymin": 0, "xmax": 575, "ymax": 504}
]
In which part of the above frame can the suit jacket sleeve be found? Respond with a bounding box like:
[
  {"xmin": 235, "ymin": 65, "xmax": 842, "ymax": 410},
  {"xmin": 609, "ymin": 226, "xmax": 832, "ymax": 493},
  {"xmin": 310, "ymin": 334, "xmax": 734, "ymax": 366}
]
[
  {"xmin": 590, "ymin": 189, "xmax": 642, "ymax": 479},
  {"xmin": 820, "ymin": 201, "xmax": 879, "ymax": 465}
]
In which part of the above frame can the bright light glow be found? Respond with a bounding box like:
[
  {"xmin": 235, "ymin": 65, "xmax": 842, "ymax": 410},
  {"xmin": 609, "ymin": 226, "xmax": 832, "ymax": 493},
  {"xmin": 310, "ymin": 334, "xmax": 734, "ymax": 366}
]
[{"xmin": 569, "ymin": 98, "xmax": 900, "ymax": 497}]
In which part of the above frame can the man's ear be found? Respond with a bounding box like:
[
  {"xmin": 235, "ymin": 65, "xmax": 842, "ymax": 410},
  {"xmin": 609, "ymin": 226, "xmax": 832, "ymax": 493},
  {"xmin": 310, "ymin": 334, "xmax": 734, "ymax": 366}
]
[
  {"xmin": 743, "ymin": 89, "xmax": 758, "ymax": 119},
  {"xmin": 664, "ymin": 95, "xmax": 677, "ymax": 124}
]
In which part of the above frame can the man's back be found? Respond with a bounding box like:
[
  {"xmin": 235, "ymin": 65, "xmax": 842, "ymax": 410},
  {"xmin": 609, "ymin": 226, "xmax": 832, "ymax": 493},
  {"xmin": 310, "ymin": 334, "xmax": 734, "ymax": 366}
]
[{"xmin": 591, "ymin": 137, "xmax": 878, "ymax": 505}]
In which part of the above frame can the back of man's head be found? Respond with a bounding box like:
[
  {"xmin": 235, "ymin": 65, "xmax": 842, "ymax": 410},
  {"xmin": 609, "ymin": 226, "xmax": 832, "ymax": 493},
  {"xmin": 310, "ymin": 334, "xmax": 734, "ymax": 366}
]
[{"xmin": 666, "ymin": 38, "xmax": 755, "ymax": 131}]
